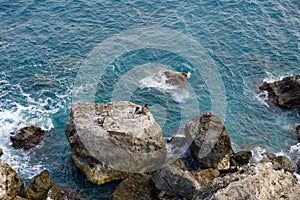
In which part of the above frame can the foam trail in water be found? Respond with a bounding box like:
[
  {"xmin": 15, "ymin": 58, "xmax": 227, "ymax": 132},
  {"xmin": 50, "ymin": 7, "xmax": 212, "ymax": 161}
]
[{"xmin": 250, "ymin": 146, "xmax": 267, "ymax": 163}]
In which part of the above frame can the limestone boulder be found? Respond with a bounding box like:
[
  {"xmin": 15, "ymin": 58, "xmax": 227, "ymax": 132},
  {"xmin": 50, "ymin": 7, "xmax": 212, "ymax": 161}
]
[
  {"xmin": 296, "ymin": 125, "xmax": 300, "ymax": 139},
  {"xmin": 65, "ymin": 101, "xmax": 166, "ymax": 185},
  {"xmin": 21, "ymin": 170, "xmax": 53, "ymax": 200},
  {"xmin": 152, "ymin": 165, "xmax": 202, "ymax": 200},
  {"xmin": 185, "ymin": 113, "xmax": 234, "ymax": 170},
  {"xmin": 207, "ymin": 162, "xmax": 300, "ymax": 200},
  {"xmin": 110, "ymin": 174, "xmax": 156, "ymax": 200},
  {"xmin": 259, "ymin": 75, "xmax": 300, "ymax": 109},
  {"xmin": 10, "ymin": 125, "xmax": 45, "ymax": 150},
  {"xmin": 0, "ymin": 162, "xmax": 24, "ymax": 200}
]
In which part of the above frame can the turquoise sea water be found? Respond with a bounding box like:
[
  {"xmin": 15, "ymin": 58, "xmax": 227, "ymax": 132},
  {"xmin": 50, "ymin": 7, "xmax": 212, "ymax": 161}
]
[{"xmin": 0, "ymin": 0, "xmax": 299, "ymax": 199}]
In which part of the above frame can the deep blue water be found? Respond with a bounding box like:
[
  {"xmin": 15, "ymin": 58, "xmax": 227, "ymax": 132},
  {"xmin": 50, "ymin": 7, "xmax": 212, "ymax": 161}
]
[{"xmin": 0, "ymin": 0, "xmax": 299, "ymax": 199}]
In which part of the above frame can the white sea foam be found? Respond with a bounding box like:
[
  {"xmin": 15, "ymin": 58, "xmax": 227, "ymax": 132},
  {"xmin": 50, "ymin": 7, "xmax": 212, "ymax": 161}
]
[
  {"xmin": 263, "ymin": 71, "xmax": 294, "ymax": 83},
  {"xmin": 0, "ymin": 82, "xmax": 70, "ymax": 180},
  {"xmin": 250, "ymin": 145, "xmax": 267, "ymax": 163}
]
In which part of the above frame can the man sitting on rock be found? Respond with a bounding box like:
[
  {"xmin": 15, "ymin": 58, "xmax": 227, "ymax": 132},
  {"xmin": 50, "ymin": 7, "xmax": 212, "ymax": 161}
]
[{"xmin": 135, "ymin": 104, "xmax": 149, "ymax": 115}]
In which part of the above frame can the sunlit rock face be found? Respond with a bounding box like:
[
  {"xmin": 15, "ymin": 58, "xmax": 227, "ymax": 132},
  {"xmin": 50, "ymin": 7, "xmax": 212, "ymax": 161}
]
[{"xmin": 65, "ymin": 101, "xmax": 166, "ymax": 185}]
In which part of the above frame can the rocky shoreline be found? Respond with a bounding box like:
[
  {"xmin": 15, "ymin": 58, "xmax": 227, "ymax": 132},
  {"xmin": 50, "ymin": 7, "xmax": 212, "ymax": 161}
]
[{"xmin": 1, "ymin": 75, "xmax": 300, "ymax": 200}]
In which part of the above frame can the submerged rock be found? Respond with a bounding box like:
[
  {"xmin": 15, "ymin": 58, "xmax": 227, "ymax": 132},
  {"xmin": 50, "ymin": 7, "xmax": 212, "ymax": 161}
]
[
  {"xmin": 57, "ymin": 190, "xmax": 85, "ymax": 200},
  {"xmin": 0, "ymin": 162, "xmax": 24, "ymax": 200},
  {"xmin": 230, "ymin": 151, "xmax": 252, "ymax": 170},
  {"xmin": 259, "ymin": 75, "xmax": 300, "ymax": 109},
  {"xmin": 21, "ymin": 170, "xmax": 53, "ymax": 200},
  {"xmin": 65, "ymin": 101, "xmax": 166, "ymax": 185},
  {"xmin": 185, "ymin": 113, "xmax": 234, "ymax": 170},
  {"xmin": 10, "ymin": 125, "xmax": 45, "ymax": 150},
  {"xmin": 163, "ymin": 70, "xmax": 189, "ymax": 86},
  {"xmin": 296, "ymin": 125, "xmax": 300, "ymax": 139}
]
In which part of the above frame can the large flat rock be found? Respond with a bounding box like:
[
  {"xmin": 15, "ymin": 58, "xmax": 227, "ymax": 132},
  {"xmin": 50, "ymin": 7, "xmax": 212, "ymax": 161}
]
[{"xmin": 65, "ymin": 101, "xmax": 166, "ymax": 185}]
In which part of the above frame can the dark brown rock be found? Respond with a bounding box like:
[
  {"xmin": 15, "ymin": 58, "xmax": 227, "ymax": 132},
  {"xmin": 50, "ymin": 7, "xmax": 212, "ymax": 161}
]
[
  {"xmin": 185, "ymin": 113, "xmax": 234, "ymax": 170},
  {"xmin": 10, "ymin": 126, "xmax": 45, "ymax": 150},
  {"xmin": 21, "ymin": 170, "xmax": 53, "ymax": 200},
  {"xmin": 110, "ymin": 174, "xmax": 156, "ymax": 200},
  {"xmin": 191, "ymin": 168, "xmax": 220, "ymax": 188},
  {"xmin": 230, "ymin": 151, "xmax": 252, "ymax": 169},
  {"xmin": 46, "ymin": 184, "xmax": 63, "ymax": 200},
  {"xmin": 259, "ymin": 75, "xmax": 300, "ymax": 109},
  {"xmin": 152, "ymin": 165, "xmax": 201, "ymax": 199},
  {"xmin": 296, "ymin": 125, "xmax": 300, "ymax": 139},
  {"xmin": 0, "ymin": 148, "xmax": 3, "ymax": 156}
]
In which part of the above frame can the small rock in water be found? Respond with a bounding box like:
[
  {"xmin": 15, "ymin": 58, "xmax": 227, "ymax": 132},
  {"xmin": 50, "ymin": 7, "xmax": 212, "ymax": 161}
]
[
  {"xmin": 0, "ymin": 148, "xmax": 3, "ymax": 156},
  {"xmin": 10, "ymin": 125, "xmax": 45, "ymax": 150},
  {"xmin": 296, "ymin": 125, "xmax": 300, "ymax": 140},
  {"xmin": 163, "ymin": 70, "xmax": 189, "ymax": 86},
  {"xmin": 259, "ymin": 75, "xmax": 300, "ymax": 109}
]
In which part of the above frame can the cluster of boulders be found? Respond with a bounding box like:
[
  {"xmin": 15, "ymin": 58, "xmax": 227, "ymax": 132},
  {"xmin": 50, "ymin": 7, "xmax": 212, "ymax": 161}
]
[
  {"xmin": 0, "ymin": 125, "xmax": 85, "ymax": 200},
  {"xmin": 0, "ymin": 161, "xmax": 83, "ymax": 200},
  {"xmin": 109, "ymin": 112, "xmax": 300, "ymax": 200},
  {"xmin": 64, "ymin": 100, "xmax": 300, "ymax": 199},
  {"xmin": 1, "ymin": 74, "xmax": 299, "ymax": 200}
]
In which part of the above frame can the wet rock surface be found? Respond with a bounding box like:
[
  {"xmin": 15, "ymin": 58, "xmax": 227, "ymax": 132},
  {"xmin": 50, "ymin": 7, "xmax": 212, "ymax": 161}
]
[
  {"xmin": 259, "ymin": 75, "xmax": 300, "ymax": 109},
  {"xmin": 10, "ymin": 125, "xmax": 45, "ymax": 150},
  {"xmin": 163, "ymin": 70, "xmax": 189, "ymax": 86}
]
